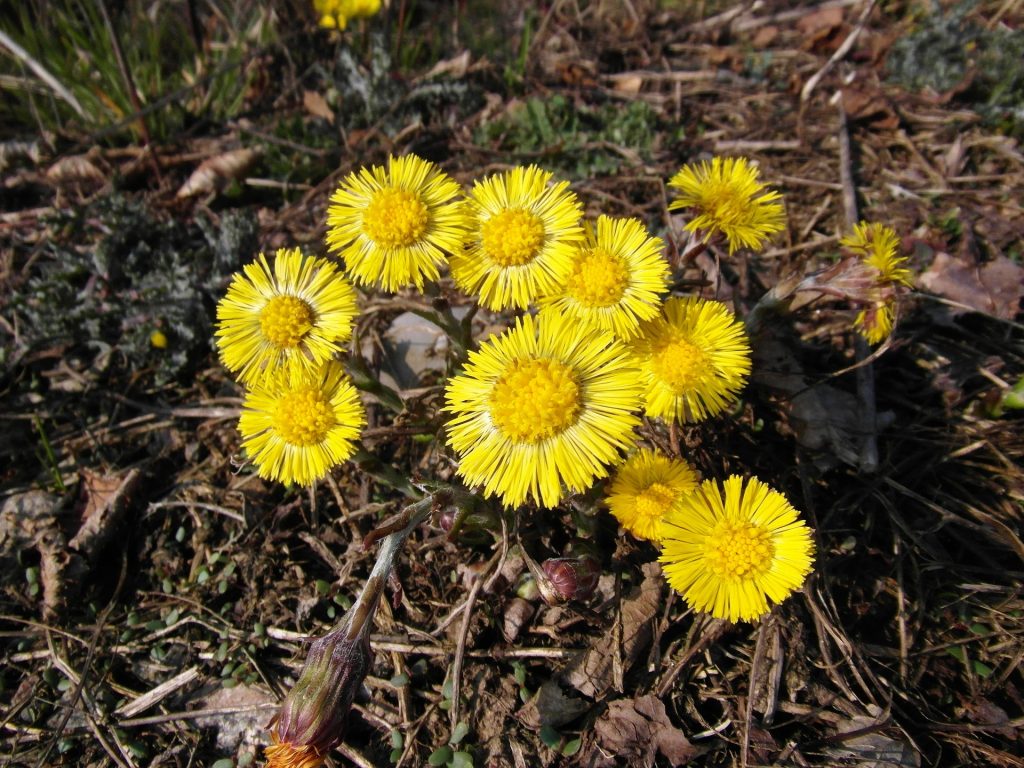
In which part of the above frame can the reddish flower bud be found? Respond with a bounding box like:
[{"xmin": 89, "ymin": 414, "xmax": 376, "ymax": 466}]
[
  {"xmin": 266, "ymin": 618, "xmax": 372, "ymax": 768},
  {"xmin": 538, "ymin": 556, "xmax": 601, "ymax": 605}
]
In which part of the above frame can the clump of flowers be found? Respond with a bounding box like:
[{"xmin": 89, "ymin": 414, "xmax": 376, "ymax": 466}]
[
  {"xmin": 207, "ymin": 150, "xmax": 847, "ymax": 763},
  {"xmin": 313, "ymin": 0, "xmax": 381, "ymax": 30},
  {"xmin": 659, "ymin": 476, "xmax": 815, "ymax": 622},
  {"xmin": 668, "ymin": 156, "xmax": 786, "ymax": 254},
  {"xmin": 840, "ymin": 221, "xmax": 913, "ymax": 344}
]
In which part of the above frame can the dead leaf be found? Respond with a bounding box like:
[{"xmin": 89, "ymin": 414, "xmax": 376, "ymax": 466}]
[
  {"xmin": 796, "ymin": 6, "xmax": 844, "ymax": 47},
  {"xmin": 303, "ymin": 90, "xmax": 335, "ymax": 124},
  {"xmin": 419, "ymin": 50, "xmax": 471, "ymax": 81},
  {"xmin": 502, "ymin": 596, "xmax": 535, "ymax": 643},
  {"xmin": 46, "ymin": 154, "xmax": 105, "ymax": 185},
  {"xmin": 593, "ymin": 695, "xmax": 699, "ymax": 767},
  {"xmin": 960, "ymin": 696, "xmax": 1017, "ymax": 738},
  {"xmin": 176, "ymin": 148, "xmax": 258, "ymax": 198},
  {"xmin": 826, "ymin": 712, "xmax": 920, "ymax": 768},
  {"xmin": 612, "ymin": 74, "xmax": 644, "ymax": 94},
  {"xmin": 918, "ymin": 251, "xmax": 1024, "ymax": 320},
  {"xmin": 69, "ymin": 468, "xmax": 142, "ymax": 562},
  {"xmin": 517, "ymin": 679, "xmax": 590, "ymax": 730},
  {"xmin": 563, "ymin": 562, "xmax": 663, "ymax": 697}
]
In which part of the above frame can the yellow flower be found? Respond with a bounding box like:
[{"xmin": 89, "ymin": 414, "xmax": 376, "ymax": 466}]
[
  {"xmin": 631, "ymin": 297, "xmax": 751, "ymax": 423},
  {"xmin": 606, "ymin": 448, "xmax": 699, "ymax": 542},
  {"xmin": 326, "ymin": 154, "xmax": 469, "ymax": 292},
  {"xmin": 239, "ymin": 362, "xmax": 366, "ymax": 486},
  {"xmin": 668, "ymin": 156, "xmax": 785, "ymax": 254},
  {"xmin": 265, "ymin": 738, "xmax": 324, "ymax": 768},
  {"xmin": 216, "ymin": 249, "xmax": 358, "ymax": 386},
  {"xmin": 314, "ymin": 0, "xmax": 381, "ymax": 29},
  {"xmin": 659, "ymin": 475, "xmax": 815, "ymax": 622},
  {"xmin": 854, "ymin": 302, "xmax": 895, "ymax": 345},
  {"xmin": 450, "ymin": 165, "xmax": 583, "ymax": 310},
  {"xmin": 840, "ymin": 221, "xmax": 912, "ymax": 287},
  {"xmin": 839, "ymin": 222, "xmax": 911, "ymax": 345},
  {"xmin": 539, "ymin": 215, "xmax": 669, "ymax": 340},
  {"xmin": 444, "ymin": 313, "xmax": 642, "ymax": 509}
]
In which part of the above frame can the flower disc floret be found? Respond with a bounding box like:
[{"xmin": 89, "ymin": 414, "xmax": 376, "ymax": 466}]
[
  {"xmin": 326, "ymin": 154, "xmax": 470, "ymax": 292},
  {"xmin": 445, "ymin": 313, "xmax": 642, "ymax": 508},
  {"xmin": 216, "ymin": 249, "xmax": 358, "ymax": 386},
  {"xmin": 668, "ymin": 156, "xmax": 785, "ymax": 254},
  {"xmin": 239, "ymin": 362, "xmax": 366, "ymax": 486},
  {"xmin": 450, "ymin": 165, "xmax": 583, "ymax": 310},
  {"xmin": 631, "ymin": 297, "xmax": 751, "ymax": 422},
  {"xmin": 659, "ymin": 475, "xmax": 815, "ymax": 622},
  {"xmin": 489, "ymin": 359, "xmax": 581, "ymax": 443},
  {"xmin": 540, "ymin": 216, "xmax": 668, "ymax": 340},
  {"xmin": 606, "ymin": 448, "xmax": 699, "ymax": 542}
]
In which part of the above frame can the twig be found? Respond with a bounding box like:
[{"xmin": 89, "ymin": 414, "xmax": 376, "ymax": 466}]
[
  {"xmin": 448, "ymin": 572, "xmax": 484, "ymax": 730},
  {"xmin": 800, "ymin": 0, "xmax": 878, "ymax": 104},
  {"xmin": 835, "ymin": 93, "xmax": 879, "ymax": 473}
]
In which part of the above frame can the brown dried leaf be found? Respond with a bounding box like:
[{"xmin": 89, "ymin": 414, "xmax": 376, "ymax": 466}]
[
  {"xmin": 176, "ymin": 148, "xmax": 258, "ymax": 198},
  {"xmin": 795, "ymin": 6, "xmax": 844, "ymax": 46},
  {"xmin": 303, "ymin": 90, "xmax": 335, "ymax": 124},
  {"xmin": 46, "ymin": 154, "xmax": 105, "ymax": 185},
  {"xmin": 563, "ymin": 562, "xmax": 663, "ymax": 697},
  {"xmin": 826, "ymin": 712, "xmax": 920, "ymax": 768},
  {"xmin": 918, "ymin": 251, "xmax": 1024, "ymax": 320},
  {"xmin": 516, "ymin": 679, "xmax": 589, "ymax": 730},
  {"xmin": 419, "ymin": 49, "xmax": 471, "ymax": 81},
  {"xmin": 502, "ymin": 596, "xmax": 535, "ymax": 643},
  {"xmin": 69, "ymin": 468, "xmax": 142, "ymax": 562},
  {"xmin": 593, "ymin": 695, "xmax": 699, "ymax": 767}
]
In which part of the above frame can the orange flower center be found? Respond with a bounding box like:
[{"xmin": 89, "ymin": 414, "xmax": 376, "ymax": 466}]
[
  {"xmin": 362, "ymin": 187, "xmax": 429, "ymax": 248},
  {"xmin": 565, "ymin": 246, "xmax": 629, "ymax": 307},
  {"xmin": 260, "ymin": 295, "xmax": 315, "ymax": 349},
  {"xmin": 481, "ymin": 208, "xmax": 546, "ymax": 266},
  {"xmin": 650, "ymin": 336, "xmax": 709, "ymax": 392},
  {"xmin": 489, "ymin": 358, "xmax": 581, "ymax": 443},
  {"xmin": 273, "ymin": 386, "xmax": 336, "ymax": 446},
  {"xmin": 703, "ymin": 520, "xmax": 775, "ymax": 580}
]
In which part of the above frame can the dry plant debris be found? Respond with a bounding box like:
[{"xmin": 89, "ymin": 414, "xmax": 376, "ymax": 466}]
[{"xmin": 2, "ymin": 1, "xmax": 1023, "ymax": 767}]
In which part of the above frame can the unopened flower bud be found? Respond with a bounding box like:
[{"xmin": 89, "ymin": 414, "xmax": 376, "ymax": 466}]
[
  {"xmin": 435, "ymin": 493, "xmax": 500, "ymax": 545},
  {"xmin": 266, "ymin": 619, "xmax": 373, "ymax": 768},
  {"xmin": 538, "ymin": 556, "xmax": 601, "ymax": 605}
]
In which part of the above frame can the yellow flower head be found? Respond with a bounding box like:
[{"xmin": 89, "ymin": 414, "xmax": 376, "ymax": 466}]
[
  {"xmin": 840, "ymin": 221, "xmax": 912, "ymax": 287},
  {"xmin": 659, "ymin": 475, "xmax": 815, "ymax": 622},
  {"xmin": 606, "ymin": 448, "xmax": 699, "ymax": 542},
  {"xmin": 444, "ymin": 313, "xmax": 642, "ymax": 509},
  {"xmin": 539, "ymin": 215, "xmax": 669, "ymax": 340},
  {"xmin": 631, "ymin": 297, "xmax": 751, "ymax": 423},
  {"xmin": 314, "ymin": 0, "xmax": 381, "ymax": 29},
  {"xmin": 450, "ymin": 165, "xmax": 584, "ymax": 310},
  {"xmin": 839, "ymin": 222, "xmax": 911, "ymax": 345},
  {"xmin": 216, "ymin": 249, "xmax": 358, "ymax": 386},
  {"xmin": 239, "ymin": 362, "xmax": 366, "ymax": 486},
  {"xmin": 668, "ymin": 156, "xmax": 785, "ymax": 254},
  {"xmin": 326, "ymin": 154, "xmax": 470, "ymax": 292}
]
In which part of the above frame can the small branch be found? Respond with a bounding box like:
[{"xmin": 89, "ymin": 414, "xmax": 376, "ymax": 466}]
[{"xmin": 835, "ymin": 95, "xmax": 879, "ymax": 473}]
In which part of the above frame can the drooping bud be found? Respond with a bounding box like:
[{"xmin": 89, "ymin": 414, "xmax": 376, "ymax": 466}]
[
  {"xmin": 265, "ymin": 494, "xmax": 438, "ymax": 768},
  {"xmin": 266, "ymin": 607, "xmax": 373, "ymax": 768},
  {"xmin": 537, "ymin": 556, "xmax": 601, "ymax": 606},
  {"xmin": 435, "ymin": 491, "xmax": 501, "ymax": 545}
]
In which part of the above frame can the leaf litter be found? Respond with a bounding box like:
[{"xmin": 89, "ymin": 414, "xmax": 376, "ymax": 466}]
[{"xmin": 2, "ymin": 1, "xmax": 1024, "ymax": 767}]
